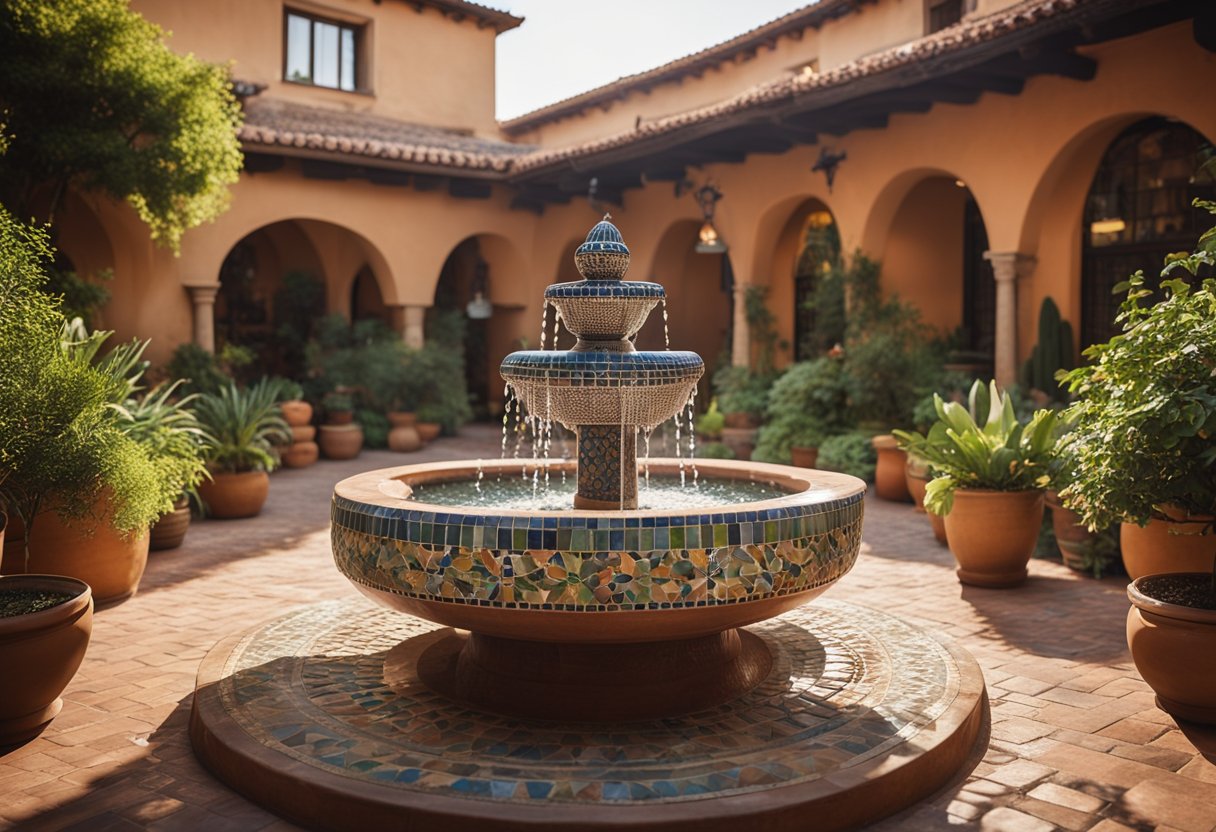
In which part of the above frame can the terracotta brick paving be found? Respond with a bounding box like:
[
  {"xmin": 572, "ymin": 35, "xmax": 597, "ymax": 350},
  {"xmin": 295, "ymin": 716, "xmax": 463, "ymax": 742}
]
[{"xmin": 2, "ymin": 424, "xmax": 1214, "ymax": 831}]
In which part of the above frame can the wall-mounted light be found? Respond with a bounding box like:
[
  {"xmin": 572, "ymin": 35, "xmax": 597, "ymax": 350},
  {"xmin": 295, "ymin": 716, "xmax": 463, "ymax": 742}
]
[
  {"xmin": 466, "ymin": 258, "xmax": 493, "ymax": 319},
  {"xmin": 694, "ymin": 183, "xmax": 727, "ymax": 254},
  {"xmin": 1090, "ymin": 218, "xmax": 1126, "ymax": 235}
]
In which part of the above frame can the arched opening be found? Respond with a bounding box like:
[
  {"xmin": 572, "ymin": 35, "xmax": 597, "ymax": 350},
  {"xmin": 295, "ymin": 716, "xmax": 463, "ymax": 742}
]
[
  {"xmin": 1081, "ymin": 117, "xmax": 1214, "ymax": 347},
  {"xmin": 350, "ymin": 266, "xmax": 388, "ymax": 324},
  {"xmin": 555, "ymin": 239, "xmax": 582, "ymax": 284},
  {"xmin": 637, "ymin": 220, "xmax": 732, "ymax": 395},
  {"xmin": 883, "ymin": 175, "xmax": 994, "ymax": 362}
]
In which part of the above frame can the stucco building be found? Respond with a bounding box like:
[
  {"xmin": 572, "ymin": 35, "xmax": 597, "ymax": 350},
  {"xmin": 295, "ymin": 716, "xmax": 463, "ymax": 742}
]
[{"xmin": 58, "ymin": 0, "xmax": 1216, "ymax": 411}]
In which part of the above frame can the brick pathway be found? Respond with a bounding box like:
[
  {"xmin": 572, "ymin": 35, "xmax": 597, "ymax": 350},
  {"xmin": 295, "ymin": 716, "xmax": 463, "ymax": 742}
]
[{"xmin": 1, "ymin": 424, "xmax": 1214, "ymax": 831}]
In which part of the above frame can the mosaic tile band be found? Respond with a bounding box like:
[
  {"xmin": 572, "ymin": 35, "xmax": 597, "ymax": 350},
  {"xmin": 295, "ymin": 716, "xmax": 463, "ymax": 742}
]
[
  {"xmin": 203, "ymin": 599, "xmax": 977, "ymax": 806},
  {"xmin": 330, "ymin": 484, "xmax": 864, "ymax": 612}
]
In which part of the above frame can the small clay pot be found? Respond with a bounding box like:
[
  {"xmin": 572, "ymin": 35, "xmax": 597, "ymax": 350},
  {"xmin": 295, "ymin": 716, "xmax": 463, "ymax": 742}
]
[
  {"xmin": 149, "ymin": 498, "xmax": 191, "ymax": 551},
  {"xmin": 282, "ymin": 441, "xmax": 320, "ymax": 469},
  {"xmin": 1121, "ymin": 517, "xmax": 1215, "ymax": 580},
  {"xmin": 1127, "ymin": 573, "xmax": 1216, "ymax": 724},
  {"xmin": 1045, "ymin": 490, "xmax": 1097, "ymax": 572},
  {"xmin": 327, "ymin": 409, "xmax": 355, "ymax": 426},
  {"xmin": 319, "ymin": 424, "xmax": 364, "ymax": 460},
  {"xmin": 198, "ymin": 470, "xmax": 271, "ymax": 519},
  {"xmin": 789, "ymin": 446, "xmax": 818, "ymax": 469},
  {"xmin": 291, "ymin": 425, "xmax": 316, "ymax": 443},
  {"xmin": 943, "ymin": 489, "xmax": 1045, "ymax": 587},
  {"xmin": 279, "ymin": 400, "xmax": 313, "ymax": 427},
  {"xmin": 0, "ymin": 573, "xmax": 93, "ymax": 746},
  {"xmin": 872, "ymin": 435, "xmax": 911, "ymax": 502},
  {"xmin": 416, "ymin": 422, "xmax": 442, "ymax": 444}
]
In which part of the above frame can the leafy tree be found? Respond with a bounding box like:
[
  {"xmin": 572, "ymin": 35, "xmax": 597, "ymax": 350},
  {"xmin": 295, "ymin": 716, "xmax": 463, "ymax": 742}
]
[{"xmin": 0, "ymin": 0, "xmax": 242, "ymax": 248}]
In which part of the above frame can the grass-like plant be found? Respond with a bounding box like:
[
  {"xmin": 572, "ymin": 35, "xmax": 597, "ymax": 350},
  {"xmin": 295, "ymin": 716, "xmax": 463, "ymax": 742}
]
[
  {"xmin": 116, "ymin": 380, "xmax": 212, "ymax": 507},
  {"xmin": 193, "ymin": 380, "xmax": 290, "ymax": 474},
  {"xmin": 894, "ymin": 380, "xmax": 1059, "ymax": 516}
]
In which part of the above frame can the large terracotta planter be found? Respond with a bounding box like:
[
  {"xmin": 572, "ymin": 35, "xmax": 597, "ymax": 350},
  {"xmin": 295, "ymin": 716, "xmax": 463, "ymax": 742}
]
[
  {"xmin": 1127, "ymin": 573, "xmax": 1216, "ymax": 724},
  {"xmin": 2, "ymin": 500, "xmax": 150, "ymax": 606},
  {"xmin": 790, "ymin": 446, "xmax": 818, "ymax": 469},
  {"xmin": 279, "ymin": 400, "xmax": 313, "ymax": 427},
  {"xmin": 387, "ymin": 412, "xmax": 422, "ymax": 453},
  {"xmin": 943, "ymin": 489, "xmax": 1045, "ymax": 587},
  {"xmin": 416, "ymin": 422, "xmax": 442, "ymax": 444},
  {"xmin": 319, "ymin": 424, "xmax": 364, "ymax": 460},
  {"xmin": 149, "ymin": 498, "xmax": 191, "ymax": 551},
  {"xmin": 1121, "ymin": 518, "xmax": 1215, "ymax": 580},
  {"xmin": 0, "ymin": 573, "xmax": 93, "ymax": 746},
  {"xmin": 197, "ymin": 470, "xmax": 270, "ymax": 519},
  {"xmin": 872, "ymin": 435, "xmax": 911, "ymax": 502},
  {"xmin": 282, "ymin": 441, "xmax": 319, "ymax": 469},
  {"xmin": 1045, "ymin": 490, "xmax": 1098, "ymax": 572}
]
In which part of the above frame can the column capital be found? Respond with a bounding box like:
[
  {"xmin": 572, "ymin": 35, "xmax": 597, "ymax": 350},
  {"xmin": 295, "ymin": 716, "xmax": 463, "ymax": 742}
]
[
  {"xmin": 982, "ymin": 251, "xmax": 1036, "ymax": 281},
  {"xmin": 185, "ymin": 283, "xmax": 221, "ymax": 303}
]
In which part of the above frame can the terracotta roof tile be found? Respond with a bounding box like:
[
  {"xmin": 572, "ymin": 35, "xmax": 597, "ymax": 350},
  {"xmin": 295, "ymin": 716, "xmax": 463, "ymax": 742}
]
[
  {"xmin": 398, "ymin": 0, "xmax": 523, "ymax": 34},
  {"xmin": 239, "ymin": 98, "xmax": 531, "ymax": 173}
]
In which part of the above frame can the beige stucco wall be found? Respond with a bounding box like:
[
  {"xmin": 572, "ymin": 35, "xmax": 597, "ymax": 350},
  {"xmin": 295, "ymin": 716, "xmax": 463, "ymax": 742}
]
[
  {"xmin": 65, "ymin": 20, "xmax": 1216, "ymax": 403},
  {"xmin": 132, "ymin": 0, "xmax": 499, "ymax": 135}
]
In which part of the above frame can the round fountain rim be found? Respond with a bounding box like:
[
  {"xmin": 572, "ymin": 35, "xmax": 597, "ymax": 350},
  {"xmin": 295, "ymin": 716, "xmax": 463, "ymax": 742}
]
[{"xmin": 334, "ymin": 458, "xmax": 865, "ymax": 519}]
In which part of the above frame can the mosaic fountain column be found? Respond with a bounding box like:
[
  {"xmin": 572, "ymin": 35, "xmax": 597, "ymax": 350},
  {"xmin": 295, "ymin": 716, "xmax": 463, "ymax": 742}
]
[{"xmin": 501, "ymin": 217, "xmax": 704, "ymax": 510}]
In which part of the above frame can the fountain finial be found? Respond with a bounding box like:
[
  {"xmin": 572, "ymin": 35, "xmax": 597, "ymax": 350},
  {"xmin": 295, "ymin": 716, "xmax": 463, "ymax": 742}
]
[{"xmin": 574, "ymin": 215, "xmax": 630, "ymax": 281}]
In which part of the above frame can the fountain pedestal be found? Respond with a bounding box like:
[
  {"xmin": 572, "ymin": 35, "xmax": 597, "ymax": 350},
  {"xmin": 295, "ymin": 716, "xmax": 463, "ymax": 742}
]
[{"xmin": 573, "ymin": 424, "xmax": 637, "ymax": 510}]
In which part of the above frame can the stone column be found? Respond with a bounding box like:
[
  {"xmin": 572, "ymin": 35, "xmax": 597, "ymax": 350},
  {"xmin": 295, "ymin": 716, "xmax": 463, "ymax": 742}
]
[
  {"xmin": 983, "ymin": 252, "xmax": 1035, "ymax": 388},
  {"xmin": 402, "ymin": 305, "xmax": 426, "ymax": 350},
  {"xmin": 186, "ymin": 284, "xmax": 221, "ymax": 354},
  {"xmin": 731, "ymin": 284, "xmax": 749, "ymax": 367}
]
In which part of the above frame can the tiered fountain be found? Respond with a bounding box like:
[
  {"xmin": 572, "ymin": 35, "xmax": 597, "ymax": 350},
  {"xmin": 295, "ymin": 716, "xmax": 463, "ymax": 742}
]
[{"xmin": 190, "ymin": 219, "xmax": 987, "ymax": 832}]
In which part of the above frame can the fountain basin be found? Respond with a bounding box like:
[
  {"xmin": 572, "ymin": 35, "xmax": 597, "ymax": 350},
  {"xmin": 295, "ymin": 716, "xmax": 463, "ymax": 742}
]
[
  {"xmin": 332, "ymin": 458, "xmax": 865, "ymax": 644},
  {"xmin": 544, "ymin": 279, "xmax": 664, "ymax": 340},
  {"xmin": 499, "ymin": 351, "xmax": 703, "ymax": 428}
]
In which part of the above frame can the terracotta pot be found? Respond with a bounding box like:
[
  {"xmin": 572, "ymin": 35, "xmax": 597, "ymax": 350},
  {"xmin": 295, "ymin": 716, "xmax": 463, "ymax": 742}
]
[
  {"xmin": 1127, "ymin": 574, "xmax": 1216, "ymax": 724},
  {"xmin": 416, "ymin": 422, "xmax": 442, "ymax": 444},
  {"xmin": 319, "ymin": 425, "xmax": 364, "ymax": 460},
  {"xmin": 929, "ymin": 511, "xmax": 948, "ymax": 546},
  {"xmin": 387, "ymin": 411, "xmax": 416, "ymax": 428},
  {"xmin": 720, "ymin": 427, "xmax": 757, "ymax": 461},
  {"xmin": 149, "ymin": 498, "xmax": 191, "ymax": 552},
  {"xmin": 327, "ymin": 409, "xmax": 354, "ymax": 426},
  {"xmin": 872, "ymin": 435, "xmax": 911, "ymax": 502},
  {"xmin": 386, "ymin": 411, "xmax": 422, "ymax": 453},
  {"xmin": 290, "ymin": 425, "xmax": 316, "ymax": 443},
  {"xmin": 1121, "ymin": 518, "xmax": 1215, "ymax": 580},
  {"xmin": 723, "ymin": 413, "xmax": 759, "ymax": 430},
  {"xmin": 2, "ymin": 499, "xmax": 150, "ymax": 606},
  {"xmin": 282, "ymin": 441, "xmax": 319, "ymax": 469},
  {"xmin": 1046, "ymin": 490, "xmax": 1097, "ymax": 572},
  {"xmin": 905, "ymin": 455, "xmax": 931, "ymax": 513},
  {"xmin": 279, "ymin": 400, "xmax": 313, "ymax": 427},
  {"xmin": 197, "ymin": 470, "xmax": 270, "ymax": 519},
  {"xmin": 0, "ymin": 573, "xmax": 93, "ymax": 746},
  {"xmin": 789, "ymin": 446, "xmax": 818, "ymax": 469},
  {"xmin": 943, "ymin": 489, "xmax": 1045, "ymax": 587}
]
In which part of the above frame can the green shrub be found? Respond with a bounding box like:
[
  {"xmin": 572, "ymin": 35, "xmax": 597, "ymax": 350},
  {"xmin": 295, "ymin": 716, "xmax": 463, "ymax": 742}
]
[
  {"xmin": 696, "ymin": 441, "xmax": 736, "ymax": 460},
  {"xmin": 358, "ymin": 409, "xmax": 389, "ymax": 449},
  {"xmin": 754, "ymin": 357, "xmax": 850, "ymax": 464},
  {"xmin": 817, "ymin": 433, "xmax": 877, "ymax": 482},
  {"xmin": 711, "ymin": 366, "xmax": 773, "ymax": 422},
  {"xmin": 695, "ymin": 399, "xmax": 725, "ymax": 438}
]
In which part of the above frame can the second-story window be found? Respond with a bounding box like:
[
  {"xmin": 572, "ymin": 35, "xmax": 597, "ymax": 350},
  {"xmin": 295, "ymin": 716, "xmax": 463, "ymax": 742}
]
[
  {"xmin": 927, "ymin": 0, "xmax": 963, "ymax": 33},
  {"xmin": 285, "ymin": 10, "xmax": 359, "ymax": 91}
]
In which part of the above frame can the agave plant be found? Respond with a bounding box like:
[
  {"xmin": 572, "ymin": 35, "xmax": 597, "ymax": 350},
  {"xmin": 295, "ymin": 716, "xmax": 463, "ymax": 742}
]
[
  {"xmin": 115, "ymin": 380, "xmax": 213, "ymax": 506},
  {"xmin": 193, "ymin": 379, "xmax": 291, "ymax": 474},
  {"xmin": 894, "ymin": 380, "xmax": 1059, "ymax": 516}
]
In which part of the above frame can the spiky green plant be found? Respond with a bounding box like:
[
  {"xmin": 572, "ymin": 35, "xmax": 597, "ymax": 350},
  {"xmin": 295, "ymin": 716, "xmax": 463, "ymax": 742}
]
[
  {"xmin": 194, "ymin": 380, "xmax": 291, "ymax": 474},
  {"xmin": 115, "ymin": 380, "xmax": 212, "ymax": 509},
  {"xmin": 894, "ymin": 380, "xmax": 1059, "ymax": 516}
]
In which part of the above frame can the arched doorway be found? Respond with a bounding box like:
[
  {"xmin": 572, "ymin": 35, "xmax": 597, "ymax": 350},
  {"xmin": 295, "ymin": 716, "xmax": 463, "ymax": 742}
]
[
  {"xmin": 882, "ymin": 175, "xmax": 994, "ymax": 360},
  {"xmin": 791, "ymin": 206, "xmax": 841, "ymax": 361},
  {"xmin": 1081, "ymin": 118, "xmax": 1214, "ymax": 347}
]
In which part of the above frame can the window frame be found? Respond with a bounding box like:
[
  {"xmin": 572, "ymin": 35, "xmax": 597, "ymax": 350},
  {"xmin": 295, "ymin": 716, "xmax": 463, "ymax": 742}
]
[
  {"xmin": 282, "ymin": 7, "xmax": 366, "ymax": 94},
  {"xmin": 925, "ymin": 0, "xmax": 964, "ymax": 34}
]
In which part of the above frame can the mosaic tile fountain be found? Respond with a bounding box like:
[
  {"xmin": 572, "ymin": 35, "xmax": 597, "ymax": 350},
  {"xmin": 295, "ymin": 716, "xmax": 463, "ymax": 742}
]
[{"xmin": 190, "ymin": 218, "xmax": 988, "ymax": 832}]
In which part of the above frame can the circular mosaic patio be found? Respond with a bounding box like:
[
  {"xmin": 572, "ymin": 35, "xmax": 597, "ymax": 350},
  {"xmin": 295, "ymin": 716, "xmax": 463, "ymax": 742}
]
[{"xmin": 190, "ymin": 599, "xmax": 988, "ymax": 831}]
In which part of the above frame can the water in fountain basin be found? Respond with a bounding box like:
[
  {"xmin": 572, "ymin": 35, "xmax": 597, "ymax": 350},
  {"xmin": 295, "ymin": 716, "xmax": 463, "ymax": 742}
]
[{"xmin": 408, "ymin": 474, "xmax": 785, "ymax": 511}]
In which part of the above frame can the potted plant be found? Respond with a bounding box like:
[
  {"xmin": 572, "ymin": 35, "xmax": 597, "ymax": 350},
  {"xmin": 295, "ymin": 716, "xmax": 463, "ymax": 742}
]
[
  {"xmin": 415, "ymin": 404, "xmax": 444, "ymax": 445},
  {"xmin": 323, "ymin": 390, "xmax": 355, "ymax": 426},
  {"xmin": 119, "ymin": 380, "xmax": 211, "ymax": 551},
  {"xmin": 0, "ymin": 209, "xmax": 166, "ymax": 740},
  {"xmin": 268, "ymin": 379, "xmax": 317, "ymax": 469},
  {"xmin": 815, "ymin": 432, "xmax": 877, "ymax": 483},
  {"xmin": 895, "ymin": 381, "xmax": 1059, "ymax": 587},
  {"xmin": 274, "ymin": 378, "xmax": 313, "ymax": 428},
  {"xmin": 193, "ymin": 380, "xmax": 290, "ymax": 518},
  {"xmin": 712, "ymin": 366, "xmax": 771, "ymax": 461},
  {"xmin": 1058, "ymin": 193, "xmax": 1216, "ymax": 721},
  {"xmin": 753, "ymin": 357, "xmax": 849, "ymax": 469},
  {"xmin": 695, "ymin": 398, "xmax": 725, "ymax": 444},
  {"xmin": 318, "ymin": 390, "xmax": 363, "ymax": 460}
]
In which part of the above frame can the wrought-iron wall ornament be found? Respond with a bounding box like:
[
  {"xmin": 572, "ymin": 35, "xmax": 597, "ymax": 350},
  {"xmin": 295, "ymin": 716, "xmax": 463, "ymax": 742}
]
[
  {"xmin": 812, "ymin": 147, "xmax": 848, "ymax": 193},
  {"xmin": 694, "ymin": 182, "xmax": 727, "ymax": 254}
]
